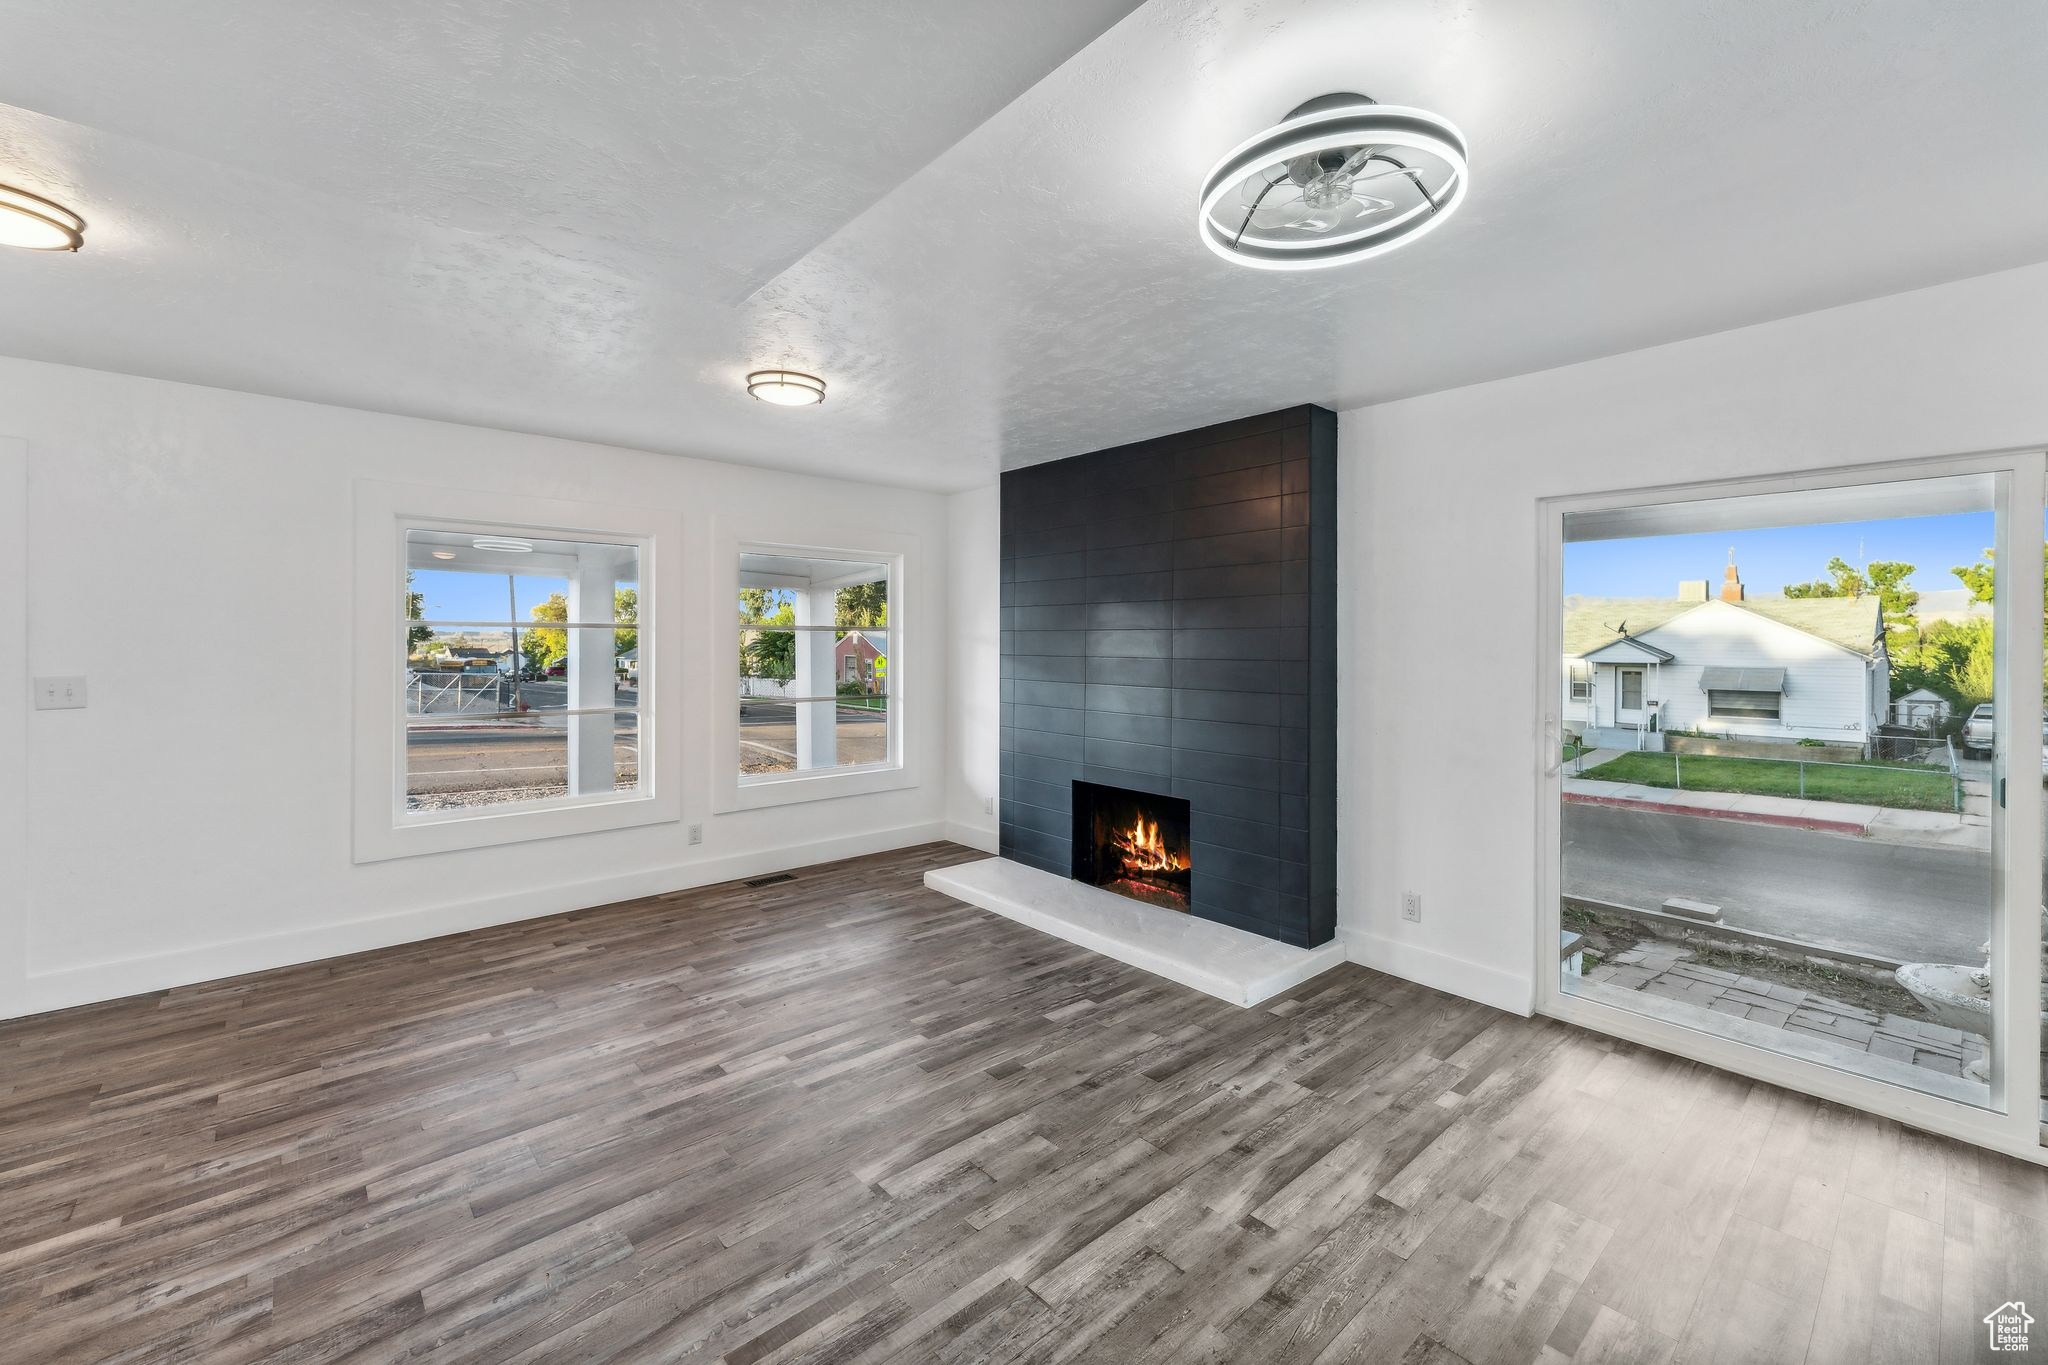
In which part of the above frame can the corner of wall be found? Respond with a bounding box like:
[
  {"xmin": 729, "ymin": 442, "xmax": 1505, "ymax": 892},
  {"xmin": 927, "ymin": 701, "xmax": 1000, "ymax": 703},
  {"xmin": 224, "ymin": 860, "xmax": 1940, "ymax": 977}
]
[{"xmin": 945, "ymin": 482, "xmax": 1001, "ymax": 847}]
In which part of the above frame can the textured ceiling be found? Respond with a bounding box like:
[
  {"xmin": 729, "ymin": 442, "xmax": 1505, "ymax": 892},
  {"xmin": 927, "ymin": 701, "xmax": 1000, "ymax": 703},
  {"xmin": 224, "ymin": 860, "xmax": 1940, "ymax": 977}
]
[{"xmin": 1, "ymin": 1, "xmax": 2045, "ymax": 491}]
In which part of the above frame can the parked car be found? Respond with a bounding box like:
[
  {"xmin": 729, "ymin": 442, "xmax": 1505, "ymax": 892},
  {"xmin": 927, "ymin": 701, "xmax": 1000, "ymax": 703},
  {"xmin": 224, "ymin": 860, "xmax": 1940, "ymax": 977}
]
[{"xmin": 1962, "ymin": 703, "xmax": 1994, "ymax": 757}]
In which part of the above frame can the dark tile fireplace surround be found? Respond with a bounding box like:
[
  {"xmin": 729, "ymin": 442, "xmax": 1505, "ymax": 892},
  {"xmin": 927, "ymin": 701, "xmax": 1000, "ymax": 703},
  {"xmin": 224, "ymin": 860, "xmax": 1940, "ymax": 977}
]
[{"xmin": 999, "ymin": 406, "xmax": 1338, "ymax": 948}]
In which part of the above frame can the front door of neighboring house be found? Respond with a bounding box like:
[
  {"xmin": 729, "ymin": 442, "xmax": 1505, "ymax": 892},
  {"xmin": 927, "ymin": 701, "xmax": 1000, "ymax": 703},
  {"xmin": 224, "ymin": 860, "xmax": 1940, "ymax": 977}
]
[{"xmin": 1617, "ymin": 667, "xmax": 1645, "ymax": 721}]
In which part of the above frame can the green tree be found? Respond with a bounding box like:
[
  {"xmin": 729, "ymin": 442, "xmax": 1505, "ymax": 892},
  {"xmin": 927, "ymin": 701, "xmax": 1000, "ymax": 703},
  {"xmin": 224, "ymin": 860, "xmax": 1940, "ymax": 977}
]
[
  {"xmin": 1782, "ymin": 557, "xmax": 1869, "ymax": 600},
  {"xmin": 1953, "ymin": 549, "xmax": 1997, "ymax": 604},
  {"xmin": 522, "ymin": 593, "xmax": 568, "ymax": 674},
  {"xmin": 743, "ymin": 631, "xmax": 795, "ymax": 681},
  {"xmin": 1893, "ymin": 617, "xmax": 1993, "ymax": 707},
  {"xmin": 405, "ymin": 572, "xmax": 433, "ymax": 650},
  {"xmin": 738, "ymin": 590, "xmax": 797, "ymax": 680},
  {"xmin": 1783, "ymin": 556, "xmax": 1918, "ymax": 644},
  {"xmin": 1865, "ymin": 561, "xmax": 1920, "ymax": 643},
  {"xmin": 614, "ymin": 587, "xmax": 638, "ymax": 660},
  {"xmin": 836, "ymin": 581, "xmax": 888, "ymax": 627},
  {"xmin": 737, "ymin": 587, "xmax": 783, "ymax": 623},
  {"xmin": 1952, "ymin": 545, "xmax": 2048, "ymax": 620},
  {"xmin": 1950, "ymin": 544, "xmax": 2048, "ymax": 692},
  {"xmin": 1951, "ymin": 640, "xmax": 1996, "ymax": 709}
]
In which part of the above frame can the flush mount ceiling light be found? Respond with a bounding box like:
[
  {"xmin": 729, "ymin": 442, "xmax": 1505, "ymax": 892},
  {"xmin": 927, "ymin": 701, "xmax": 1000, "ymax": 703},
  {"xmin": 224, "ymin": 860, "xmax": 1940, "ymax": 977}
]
[
  {"xmin": 1199, "ymin": 92, "xmax": 1467, "ymax": 270},
  {"xmin": 470, "ymin": 536, "xmax": 533, "ymax": 553},
  {"xmin": 430, "ymin": 550, "xmax": 458, "ymax": 560},
  {"xmin": 0, "ymin": 182, "xmax": 86, "ymax": 252},
  {"xmin": 746, "ymin": 369, "xmax": 826, "ymax": 406}
]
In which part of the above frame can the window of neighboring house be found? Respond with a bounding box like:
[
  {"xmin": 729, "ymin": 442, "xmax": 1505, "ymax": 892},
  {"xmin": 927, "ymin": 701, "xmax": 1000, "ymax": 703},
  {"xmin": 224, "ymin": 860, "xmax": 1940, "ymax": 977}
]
[
  {"xmin": 737, "ymin": 551, "xmax": 892, "ymax": 782},
  {"xmin": 1569, "ymin": 661, "xmax": 1591, "ymax": 700},
  {"xmin": 403, "ymin": 528, "xmax": 642, "ymax": 814},
  {"xmin": 1708, "ymin": 689, "xmax": 1781, "ymax": 720}
]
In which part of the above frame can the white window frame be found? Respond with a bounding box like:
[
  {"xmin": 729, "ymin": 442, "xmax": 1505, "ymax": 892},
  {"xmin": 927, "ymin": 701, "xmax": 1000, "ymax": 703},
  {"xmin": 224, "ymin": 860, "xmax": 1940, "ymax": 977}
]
[
  {"xmin": 353, "ymin": 479, "xmax": 682, "ymax": 862},
  {"xmin": 1568, "ymin": 660, "xmax": 1591, "ymax": 701},
  {"xmin": 1534, "ymin": 449, "xmax": 2047, "ymax": 1164},
  {"xmin": 712, "ymin": 520, "xmax": 914, "ymax": 813}
]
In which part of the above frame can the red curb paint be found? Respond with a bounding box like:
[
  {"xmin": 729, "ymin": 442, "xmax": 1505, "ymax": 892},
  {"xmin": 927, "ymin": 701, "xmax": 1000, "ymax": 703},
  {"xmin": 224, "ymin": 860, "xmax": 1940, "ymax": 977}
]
[{"xmin": 1563, "ymin": 792, "xmax": 1868, "ymax": 836}]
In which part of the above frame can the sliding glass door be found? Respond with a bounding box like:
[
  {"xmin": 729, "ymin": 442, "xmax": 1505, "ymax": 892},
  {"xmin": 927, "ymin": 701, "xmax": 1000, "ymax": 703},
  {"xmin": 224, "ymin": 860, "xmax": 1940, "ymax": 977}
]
[{"xmin": 1540, "ymin": 457, "xmax": 2045, "ymax": 1156}]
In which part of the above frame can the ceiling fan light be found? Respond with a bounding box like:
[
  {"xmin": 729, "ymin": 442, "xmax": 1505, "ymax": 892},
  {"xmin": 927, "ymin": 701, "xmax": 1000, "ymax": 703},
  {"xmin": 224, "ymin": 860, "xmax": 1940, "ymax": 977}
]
[
  {"xmin": 747, "ymin": 370, "xmax": 826, "ymax": 406},
  {"xmin": 0, "ymin": 182, "xmax": 86, "ymax": 252},
  {"xmin": 1198, "ymin": 95, "xmax": 1468, "ymax": 270}
]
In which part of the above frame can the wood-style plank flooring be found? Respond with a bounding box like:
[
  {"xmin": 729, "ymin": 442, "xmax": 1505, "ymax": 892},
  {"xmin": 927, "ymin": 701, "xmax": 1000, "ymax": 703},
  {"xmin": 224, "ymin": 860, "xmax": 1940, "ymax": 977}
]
[{"xmin": 4, "ymin": 842, "xmax": 2047, "ymax": 1364}]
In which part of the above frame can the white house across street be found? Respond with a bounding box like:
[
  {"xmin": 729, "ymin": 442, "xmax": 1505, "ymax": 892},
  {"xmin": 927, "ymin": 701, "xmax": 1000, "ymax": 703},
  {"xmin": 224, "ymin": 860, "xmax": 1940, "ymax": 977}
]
[{"xmin": 1563, "ymin": 558, "xmax": 1888, "ymax": 752}]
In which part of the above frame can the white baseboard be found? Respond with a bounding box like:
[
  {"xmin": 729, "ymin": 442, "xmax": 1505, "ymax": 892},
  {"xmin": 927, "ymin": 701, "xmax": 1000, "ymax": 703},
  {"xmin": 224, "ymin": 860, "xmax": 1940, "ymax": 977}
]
[
  {"xmin": 941, "ymin": 819, "xmax": 999, "ymax": 854},
  {"xmin": 1341, "ymin": 928, "xmax": 1536, "ymax": 1016},
  {"xmin": 20, "ymin": 820, "xmax": 958, "ymax": 1018}
]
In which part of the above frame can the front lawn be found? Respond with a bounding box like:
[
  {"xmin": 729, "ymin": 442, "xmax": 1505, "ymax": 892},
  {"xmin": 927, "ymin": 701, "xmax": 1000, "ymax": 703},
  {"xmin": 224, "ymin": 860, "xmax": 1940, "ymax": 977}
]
[{"xmin": 1579, "ymin": 751, "xmax": 1955, "ymax": 812}]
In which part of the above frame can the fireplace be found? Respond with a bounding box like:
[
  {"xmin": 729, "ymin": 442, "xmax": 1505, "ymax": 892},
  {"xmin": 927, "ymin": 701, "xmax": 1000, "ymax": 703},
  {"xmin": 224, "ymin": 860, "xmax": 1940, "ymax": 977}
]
[
  {"xmin": 999, "ymin": 406, "xmax": 1336, "ymax": 947},
  {"xmin": 1071, "ymin": 781, "xmax": 1192, "ymax": 911}
]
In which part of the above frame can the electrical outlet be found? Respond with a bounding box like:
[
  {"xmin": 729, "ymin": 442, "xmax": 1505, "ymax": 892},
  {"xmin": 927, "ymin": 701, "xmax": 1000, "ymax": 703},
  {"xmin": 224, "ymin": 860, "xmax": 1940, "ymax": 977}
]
[
  {"xmin": 687, "ymin": 823, "xmax": 703, "ymax": 846},
  {"xmin": 984, "ymin": 796, "xmax": 995, "ymax": 815},
  {"xmin": 34, "ymin": 676, "xmax": 87, "ymax": 710},
  {"xmin": 1401, "ymin": 891, "xmax": 1422, "ymax": 924}
]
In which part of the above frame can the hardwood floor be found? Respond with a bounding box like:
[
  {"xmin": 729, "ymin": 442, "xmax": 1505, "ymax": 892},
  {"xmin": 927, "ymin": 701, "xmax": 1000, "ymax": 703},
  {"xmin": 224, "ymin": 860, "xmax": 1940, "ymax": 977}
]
[{"xmin": 4, "ymin": 841, "xmax": 2046, "ymax": 1364}]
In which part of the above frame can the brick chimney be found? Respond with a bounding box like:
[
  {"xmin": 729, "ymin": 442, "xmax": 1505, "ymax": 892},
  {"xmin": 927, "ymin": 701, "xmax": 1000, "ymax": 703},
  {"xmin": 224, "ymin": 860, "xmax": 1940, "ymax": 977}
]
[{"xmin": 1719, "ymin": 549, "xmax": 1745, "ymax": 603}]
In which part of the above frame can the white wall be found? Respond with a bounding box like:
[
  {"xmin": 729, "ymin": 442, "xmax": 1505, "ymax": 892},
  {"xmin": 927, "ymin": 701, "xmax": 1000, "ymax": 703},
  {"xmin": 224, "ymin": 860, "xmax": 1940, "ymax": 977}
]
[
  {"xmin": 0, "ymin": 438, "xmax": 26, "ymax": 1019},
  {"xmin": 944, "ymin": 482, "xmax": 1000, "ymax": 850},
  {"xmin": 4, "ymin": 356, "xmax": 955, "ymax": 1016},
  {"xmin": 1338, "ymin": 261, "xmax": 2048, "ymax": 1014}
]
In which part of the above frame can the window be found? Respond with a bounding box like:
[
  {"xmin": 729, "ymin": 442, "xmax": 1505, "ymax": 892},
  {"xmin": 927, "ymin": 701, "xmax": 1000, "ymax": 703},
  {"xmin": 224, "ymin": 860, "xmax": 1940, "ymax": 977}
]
[
  {"xmin": 1707, "ymin": 689, "xmax": 1780, "ymax": 720},
  {"xmin": 1548, "ymin": 467, "xmax": 2004, "ymax": 1119},
  {"xmin": 737, "ymin": 551, "xmax": 891, "ymax": 781},
  {"xmin": 403, "ymin": 529, "xmax": 640, "ymax": 813},
  {"xmin": 352, "ymin": 480, "xmax": 677, "ymax": 862},
  {"xmin": 1568, "ymin": 661, "xmax": 1591, "ymax": 700}
]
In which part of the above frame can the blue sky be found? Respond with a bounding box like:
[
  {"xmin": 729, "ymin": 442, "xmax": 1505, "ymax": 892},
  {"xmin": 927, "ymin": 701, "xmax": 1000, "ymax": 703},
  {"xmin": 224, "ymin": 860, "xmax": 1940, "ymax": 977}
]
[
  {"xmin": 410, "ymin": 569, "xmax": 637, "ymax": 623},
  {"xmin": 1563, "ymin": 512, "xmax": 1998, "ymax": 599}
]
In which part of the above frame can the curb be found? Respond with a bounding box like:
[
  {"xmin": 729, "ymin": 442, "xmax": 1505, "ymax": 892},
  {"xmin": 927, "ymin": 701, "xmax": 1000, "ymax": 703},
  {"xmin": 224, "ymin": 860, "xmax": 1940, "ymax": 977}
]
[
  {"xmin": 1563, "ymin": 791, "xmax": 1869, "ymax": 836},
  {"xmin": 1563, "ymin": 895, "xmax": 1906, "ymax": 973}
]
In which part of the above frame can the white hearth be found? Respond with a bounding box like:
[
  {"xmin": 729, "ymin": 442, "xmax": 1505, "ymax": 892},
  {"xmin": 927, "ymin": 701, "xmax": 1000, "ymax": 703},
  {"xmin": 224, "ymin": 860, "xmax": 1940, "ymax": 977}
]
[{"xmin": 925, "ymin": 857, "xmax": 1347, "ymax": 1007}]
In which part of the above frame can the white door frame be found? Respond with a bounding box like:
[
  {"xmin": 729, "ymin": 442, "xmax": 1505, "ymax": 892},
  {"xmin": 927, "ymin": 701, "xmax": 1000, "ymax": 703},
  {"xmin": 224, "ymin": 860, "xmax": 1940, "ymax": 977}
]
[{"xmin": 1534, "ymin": 448, "xmax": 2047, "ymax": 1164}]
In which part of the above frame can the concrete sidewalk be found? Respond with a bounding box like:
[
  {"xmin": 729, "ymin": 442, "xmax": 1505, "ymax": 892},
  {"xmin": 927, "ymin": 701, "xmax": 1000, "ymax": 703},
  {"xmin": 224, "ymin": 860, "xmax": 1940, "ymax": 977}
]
[{"xmin": 1564, "ymin": 748, "xmax": 1990, "ymax": 851}]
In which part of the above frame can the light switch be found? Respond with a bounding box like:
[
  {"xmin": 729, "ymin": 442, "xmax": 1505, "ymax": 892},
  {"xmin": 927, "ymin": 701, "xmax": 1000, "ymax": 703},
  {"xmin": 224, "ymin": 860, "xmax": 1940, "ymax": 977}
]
[{"xmin": 34, "ymin": 676, "xmax": 87, "ymax": 710}]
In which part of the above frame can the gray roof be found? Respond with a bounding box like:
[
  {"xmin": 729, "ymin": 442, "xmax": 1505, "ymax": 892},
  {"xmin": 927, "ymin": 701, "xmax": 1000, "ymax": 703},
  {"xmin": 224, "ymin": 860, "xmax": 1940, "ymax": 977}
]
[
  {"xmin": 1583, "ymin": 635, "xmax": 1675, "ymax": 663},
  {"xmin": 1562, "ymin": 594, "xmax": 1881, "ymax": 659}
]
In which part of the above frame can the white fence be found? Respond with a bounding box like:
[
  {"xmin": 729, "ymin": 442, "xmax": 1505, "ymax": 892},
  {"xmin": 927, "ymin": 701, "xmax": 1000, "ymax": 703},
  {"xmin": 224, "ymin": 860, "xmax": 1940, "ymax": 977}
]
[{"xmin": 407, "ymin": 670, "xmax": 508, "ymax": 716}]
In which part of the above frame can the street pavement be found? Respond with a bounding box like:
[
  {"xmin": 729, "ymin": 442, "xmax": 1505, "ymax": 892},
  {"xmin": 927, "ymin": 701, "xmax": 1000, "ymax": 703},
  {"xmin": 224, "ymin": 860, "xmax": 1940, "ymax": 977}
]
[
  {"xmin": 405, "ymin": 718, "xmax": 639, "ymax": 793},
  {"xmin": 1563, "ymin": 802, "xmax": 2005, "ymax": 964}
]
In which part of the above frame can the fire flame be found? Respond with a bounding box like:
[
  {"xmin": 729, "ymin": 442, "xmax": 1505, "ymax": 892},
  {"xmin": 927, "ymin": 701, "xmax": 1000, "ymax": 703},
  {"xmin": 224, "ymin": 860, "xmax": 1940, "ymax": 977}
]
[{"xmin": 1112, "ymin": 816, "xmax": 1186, "ymax": 875}]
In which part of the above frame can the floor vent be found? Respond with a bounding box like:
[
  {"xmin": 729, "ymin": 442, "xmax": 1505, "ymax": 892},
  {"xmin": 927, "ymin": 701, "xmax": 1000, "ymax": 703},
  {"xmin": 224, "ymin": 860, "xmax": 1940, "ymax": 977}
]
[{"xmin": 744, "ymin": 873, "xmax": 797, "ymax": 889}]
